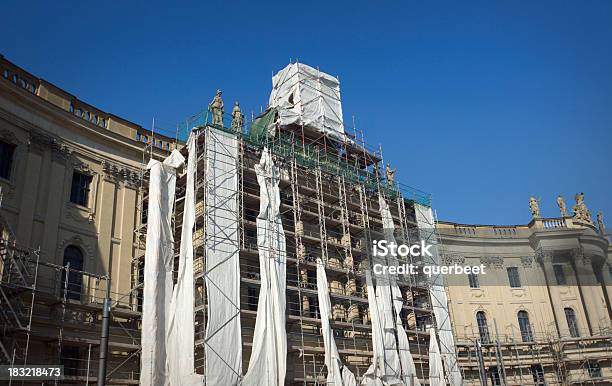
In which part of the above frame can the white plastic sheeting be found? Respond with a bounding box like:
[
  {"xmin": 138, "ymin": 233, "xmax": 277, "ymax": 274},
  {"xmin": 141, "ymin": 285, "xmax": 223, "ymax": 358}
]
[
  {"xmin": 166, "ymin": 133, "xmax": 203, "ymax": 385},
  {"xmin": 203, "ymin": 128, "xmax": 242, "ymax": 386},
  {"xmin": 140, "ymin": 149, "xmax": 185, "ymax": 386},
  {"xmin": 361, "ymin": 270, "xmax": 387, "ymax": 386},
  {"xmin": 269, "ymin": 63, "xmax": 345, "ymax": 140},
  {"xmin": 428, "ymin": 328, "xmax": 446, "ymax": 386},
  {"xmin": 316, "ymin": 258, "xmax": 357, "ymax": 386},
  {"xmin": 242, "ymin": 147, "xmax": 287, "ymax": 386},
  {"xmin": 414, "ymin": 203, "xmax": 462, "ymax": 386},
  {"xmin": 363, "ymin": 196, "xmax": 421, "ymax": 386},
  {"xmin": 377, "ymin": 196, "xmax": 421, "ymax": 386}
]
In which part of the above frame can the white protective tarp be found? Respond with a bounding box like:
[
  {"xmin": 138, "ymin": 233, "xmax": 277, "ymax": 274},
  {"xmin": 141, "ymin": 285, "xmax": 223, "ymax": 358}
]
[
  {"xmin": 428, "ymin": 328, "xmax": 446, "ymax": 386},
  {"xmin": 414, "ymin": 204, "xmax": 462, "ymax": 386},
  {"xmin": 269, "ymin": 63, "xmax": 345, "ymax": 140},
  {"xmin": 140, "ymin": 149, "xmax": 185, "ymax": 386},
  {"xmin": 362, "ymin": 269, "xmax": 384, "ymax": 386},
  {"xmin": 166, "ymin": 133, "xmax": 203, "ymax": 385},
  {"xmin": 316, "ymin": 258, "xmax": 357, "ymax": 386},
  {"xmin": 242, "ymin": 147, "xmax": 287, "ymax": 386},
  {"xmin": 377, "ymin": 196, "xmax": 421, "ymax": 386},
  {"xmin": 204, "ymin": 128, "xmax": 242, "ymax": 386}
]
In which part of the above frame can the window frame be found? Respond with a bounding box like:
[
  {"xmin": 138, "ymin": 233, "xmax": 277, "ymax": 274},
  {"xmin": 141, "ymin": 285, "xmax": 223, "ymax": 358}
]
[
  {"xmin": 69, "ymin": 170, "xmax": 93, "ymax": 207},
  {"xmin": 468, "ymin": 272, "xmax": 480, "ymax": 289},
  {"xmin": 564, "ymin": 307, "xmax": 580, "ymax": 338},
  {"xmin": 587, "ymin": 361, "xmax": 602, "ymax": 378},
  {"xmin": 476, "ymin": 311, "xmax": 490, "ymax": 344},
  {"xmin": 531, "ymin": 364, "xmax": 545, "ymax": 385},
  {"xmin": 61, "ymin": 245, "xmax": 84, "ymax": 301},
  {"xmin": 0, "ymin": 139, "xmax": 16, "ymax": 180},
  {"xmin": 507, "ymin": 266, "xmax": 521, "ymax": 288},
  {"xmin": 518, "ymin": 310, "xmax": 533, "ymax": 342},
  {"xmin": 553, "ymin": 264, "xmax": 567, "ymax": 285}
]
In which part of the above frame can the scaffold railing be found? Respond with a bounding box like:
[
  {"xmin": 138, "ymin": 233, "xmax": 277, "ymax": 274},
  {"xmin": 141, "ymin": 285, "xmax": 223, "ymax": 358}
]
[{"xmin": 179, "ymin": 108, "xmax": 432, "ymax": 207}]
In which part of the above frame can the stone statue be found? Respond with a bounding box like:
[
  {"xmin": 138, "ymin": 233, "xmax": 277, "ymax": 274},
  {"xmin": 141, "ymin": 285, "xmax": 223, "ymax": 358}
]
[
  {"xmin": 385, "ymin": 163, "xmax": 396, "ymax": 188},
  {"xmin": 556, "ymin": 195, "xmax": 567, "ymax": 217},
  {"xmin": 529, "ymin": 196, "xmax": 540, "ymax": 218},
  {"xmin": 572, "ymin": 192, "xmax": 593, "ymax": 224},
  {"xmin": 209, "ymin": 89, "xmax": 224, "ymax": 126},
  {"xmin": 597, "ymin": 211, "xmax": 606, "ymax": 235},
  {"xmin": 231, "ymin": 101, "xmax": 244, "ymax": 131}
]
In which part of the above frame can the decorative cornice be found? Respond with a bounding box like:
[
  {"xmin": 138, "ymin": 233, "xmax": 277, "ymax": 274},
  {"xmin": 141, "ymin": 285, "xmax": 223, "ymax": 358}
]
[
  {"xmin": 102, "ymin": 161, "xmax": 140, "ymax": 187},
  {"xmin": 521, "ymin": 256, "xmax": 533, "ymax": 268},
  {"xmin": 480, "ymin": 256, "xmax": 504, "ymax": 269}
]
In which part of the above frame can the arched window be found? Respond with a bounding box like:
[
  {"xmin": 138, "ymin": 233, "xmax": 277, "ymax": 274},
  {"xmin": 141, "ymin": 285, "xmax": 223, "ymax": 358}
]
[
  {"xmin": 564, "ymin": 308, "xmax": 580, "ymax": 337},
  {"xmin": 476, "ymin": 311, "xmax": 490, "ymax": 343},
  {"xmin": 518, "ymin": 310, "xmax": 533, "ymax": 342},
  {"xmin": 61, "ymin": 246, "xmax": 84, "ymax": 301}
]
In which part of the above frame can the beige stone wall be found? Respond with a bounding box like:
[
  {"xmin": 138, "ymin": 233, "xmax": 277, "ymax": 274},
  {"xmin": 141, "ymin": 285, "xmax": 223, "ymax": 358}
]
[
  {"xmin": 439, "ymin": 219, "xmax": 612, "ymax": 384},
  {"xmin": 0, "ymin": 55, "xmax": 175, "ymax": 303}
]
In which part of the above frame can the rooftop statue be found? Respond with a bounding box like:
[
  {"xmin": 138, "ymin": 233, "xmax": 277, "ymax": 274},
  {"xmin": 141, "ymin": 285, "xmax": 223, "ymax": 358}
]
[
  {"xmin": 385, "ymin": 163, "xmax": 396, "ymax": 188},
  {"xmin": 597, "ymin": 211, "xmax": 606, "ymax": 235},
  {"xmin": 231, "ymin": 101, "xmax": 244, "ymax": 131},
  {"xmin": 573, "ymin": 192, "xmax": 593, "ymax": 224},
  {"xmin": 556, "ymin": 195, "xmax": 567, "ymax": 217},
  {"xmin": 209, "ymin": 89, "xmax": 224, "ymax": 126},
  {"xmin": 529, "ymin": 196, "xmax": 540, "ymax": 218}
]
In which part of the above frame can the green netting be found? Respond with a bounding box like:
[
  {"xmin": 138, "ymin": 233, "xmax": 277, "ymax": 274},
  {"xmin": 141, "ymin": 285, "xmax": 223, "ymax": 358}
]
[{"xmin": 184, "ymin": 108, "xmax": 431, "ymax": 207}]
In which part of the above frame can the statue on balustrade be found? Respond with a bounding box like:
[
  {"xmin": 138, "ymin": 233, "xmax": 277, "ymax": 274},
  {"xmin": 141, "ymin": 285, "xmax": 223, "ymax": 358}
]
[
  {"xmin": 209, "ymin": 89, "xmax": 224, "ymax": 126},
  {"xmin": 231, "ymin": 101, "xmax": 244, "ymax": 132},
  {"xmin": 556, "ymin": 195, "xmax": 567, "ymax": 217},
  {"xmin": 572, "ymin": 192, "xmax": 593, "ymax": 224},
  {"xmin": 386, "ymin": 163, "xmax": 396, "ymax": 188},
  {"xmin": 597, "ymin": 212, "xmax": 606, "ymax": 235},
  {"xmin": 529, "ymin": 196, "xmax": 540, "ymax": 218}
]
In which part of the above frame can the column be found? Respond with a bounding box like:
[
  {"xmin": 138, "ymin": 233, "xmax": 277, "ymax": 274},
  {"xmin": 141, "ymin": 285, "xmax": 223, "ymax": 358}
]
[{"xmin": 16, "ymin": 134, "xmax": 45, "ymax": 247}]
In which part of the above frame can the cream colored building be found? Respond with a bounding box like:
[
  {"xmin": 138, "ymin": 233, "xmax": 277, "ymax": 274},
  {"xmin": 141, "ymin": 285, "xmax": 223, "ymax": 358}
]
[
  {"xmin": 439, "ymin": 215, "xmax": 612, "ymax": 385},
  {"xmin": 0, "ymin": 55, "xmax": 174, "ymax": 383},
  {"xmin": 0, "ymin": 55, "xmax": 610, "ymax": 385}
]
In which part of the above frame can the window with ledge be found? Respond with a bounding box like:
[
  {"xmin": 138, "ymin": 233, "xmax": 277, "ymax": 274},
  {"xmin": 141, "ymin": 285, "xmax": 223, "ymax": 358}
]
[
  {"xmin": 70, "ymin": 171, "xmax": 92, "ymax": 207},
  {"xmin": 476, "ymin": 311, "xmax": 490, "ymax": 343},
  {"xmin": 0, "ymin": 140, "xmax": 16, "ymax": 180},
  {"xmin": 553, "ymin": 264, "xmax": 567, "ymax": 285},
  {"xmin": 468, "ymin": 272, "xmax": 480, "ymax": 288},
  {"xmin": 507, "ymin": 267, "xmax": 521, "ymax": 288},
  {"xmin": 518, "ymin": 310, "xmax": 533, "ymax": 342},
  {"xmin": 564, "ymin": 308, "xmax": 580, "ymax": 337}
]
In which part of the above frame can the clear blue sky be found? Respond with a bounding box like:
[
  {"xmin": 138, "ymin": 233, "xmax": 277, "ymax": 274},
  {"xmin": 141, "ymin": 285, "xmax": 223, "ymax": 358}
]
[{"xmin": 2, "ymin": 1, "xmax": 611, "ymax": 225}]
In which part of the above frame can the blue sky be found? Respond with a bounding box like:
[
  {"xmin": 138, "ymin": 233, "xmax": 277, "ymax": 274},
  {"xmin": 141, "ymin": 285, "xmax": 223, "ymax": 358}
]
[{"xmin": 2, "ymin": 1, "xmax": 611, "ymax": 225}]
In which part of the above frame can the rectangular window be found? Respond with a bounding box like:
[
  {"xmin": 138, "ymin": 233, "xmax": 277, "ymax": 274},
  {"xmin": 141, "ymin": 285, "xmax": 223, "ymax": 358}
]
[
  {"xmin": 468, "ymin": 272, "xmax": 480, "ymax": 288},
  {"xmin": 587, "ymin": 361, "xmax": 602, "ymax": 378},
  {"xmin": 507, "ymin": 267, "xmax": 521, "ymax": 288},
  {"xmin": 247, "ymin": 286, "xmax": 258, "ymax": 311},
  {"xmin": 531, "ymin": 364, "xmax": 545, "ymax": 385},
  {"xmin": 0, "ymin": 140, "xmax": 16, "ymax": 179},
  {"xmin": 553, "ymin": 264, "xmax": 567, "ymax": 285},
  {"xmin": 70, "ymin": 172, "xmax": 92, "ymax": 207},
  {"xmin": 489, "ymin": 367, "xmax": 501, "ymax": 386}
]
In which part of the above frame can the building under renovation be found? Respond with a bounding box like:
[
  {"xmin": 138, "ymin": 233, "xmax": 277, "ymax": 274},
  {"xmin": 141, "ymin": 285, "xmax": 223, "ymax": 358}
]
[{"xmin": 0, "ymin": 55, "xmax": 611, "ymax": 385}]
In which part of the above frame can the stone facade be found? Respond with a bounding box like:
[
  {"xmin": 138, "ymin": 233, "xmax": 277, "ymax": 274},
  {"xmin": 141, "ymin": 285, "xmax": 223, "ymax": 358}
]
[{"xmin": 439, "ymin": 216, "xmax": 612, "ymax": 385}]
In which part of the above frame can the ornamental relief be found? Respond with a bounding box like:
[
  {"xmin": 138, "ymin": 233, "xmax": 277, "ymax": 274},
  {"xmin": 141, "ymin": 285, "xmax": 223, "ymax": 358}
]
[
  {"xmin": 56, "ymin": 234, "xmax": 95, "ymax": 262},
  {"xmin": 480, "ymin": 256, "xmax": 504, "ymax": 269}
]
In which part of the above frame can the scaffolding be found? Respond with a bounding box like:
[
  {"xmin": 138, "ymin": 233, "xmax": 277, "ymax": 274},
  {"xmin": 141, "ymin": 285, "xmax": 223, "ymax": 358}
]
[
  {"xmin": 0, "ymin": 238, "xmax": 142, "ymax": 384},
  {"xmin": 164, "ymin": 105, "xmax": 447, "ymax": 385}
]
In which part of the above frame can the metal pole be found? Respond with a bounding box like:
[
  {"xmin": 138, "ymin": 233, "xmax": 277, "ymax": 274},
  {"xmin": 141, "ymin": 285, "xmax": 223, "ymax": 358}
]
[
  {"xmin": 86, "ymin": 343, "xmax": 91, "ymax": 385},
  {"xmin": 97, "ymin": 278, "xmax": 111, "ymax": 386}
]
